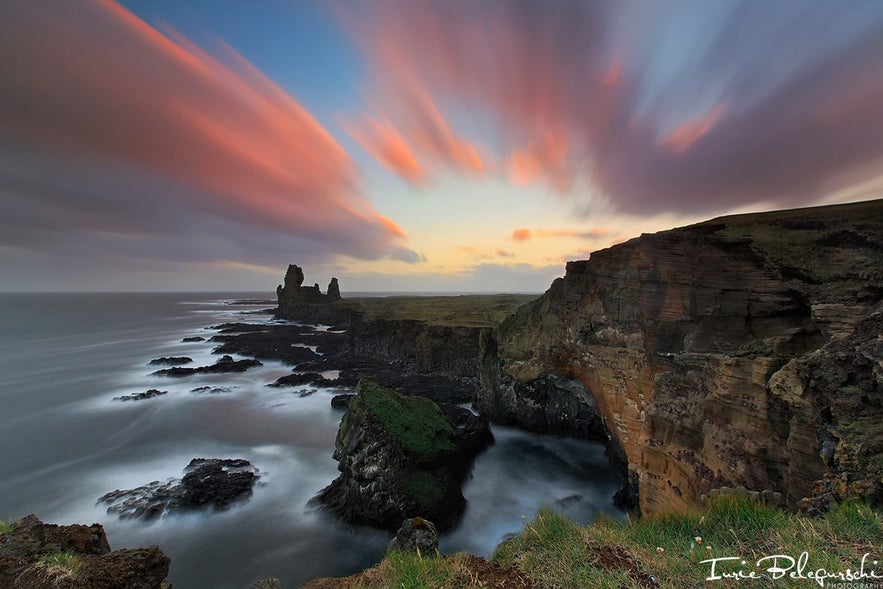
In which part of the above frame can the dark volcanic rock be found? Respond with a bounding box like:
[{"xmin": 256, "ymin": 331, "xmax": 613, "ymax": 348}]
[
  {"xmin": 211, "ymin": 324, "xmax": 329, "ymax": 365},
  {"xmin": 0, "ymin": 515, "xmax": 169, "ymax": 589},
  {"xmin": 190, "ymin": 386, "xmax": 233, "ymax": 394},
  {"xmin": 276, "ymin": 264, "xmax": 342, "ymax": 315},
  {"xmin": 327, "ymin": 277, "xmax": 341, "ymax": 302},
  {"xmin": 269, "ymin": 372, "xmax": 324, "ymax": 388},
  {"xmin": 182, "ymin": 336, "xmax": 205, "ymax": 342},
  {"xmin": 151, "ymin": 355, "xmax": 261, "ymax": 377},
  {"xmin": 330, "ymin": 394, "xmax": 355, "ymax": 410},
  {"xmin": 113, "ymin": 389, "xmax": 167, "ymax": 402},
  {"xmin": 387, "ymin": 517, "xmax": 439, "ymax": 555},
  {"xmin": 209, "ymin": 322, "xmax": 267, "ymax": 334},
  {"xmin": 99, "ymin": 458, "xmax": 259, "ymax": 519},
  {"xmin": 315, "ymin": 378, "xmax": 493, "ymax": 532},
  {"xmin": 147, "ymin": 356, "xmax": 192, "ymax": 366}
]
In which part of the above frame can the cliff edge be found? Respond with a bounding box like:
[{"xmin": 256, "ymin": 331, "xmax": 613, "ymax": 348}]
[{"xmin": 479, "ymin": 199, "xmax": 883, "ymax": 515}]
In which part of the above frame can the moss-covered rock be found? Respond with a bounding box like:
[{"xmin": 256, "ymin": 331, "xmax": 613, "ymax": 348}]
[{"xmin": 315, "ymin": 378, "xmax": 493, "ymax": 531}]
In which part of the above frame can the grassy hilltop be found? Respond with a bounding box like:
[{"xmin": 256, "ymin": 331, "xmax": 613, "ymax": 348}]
[{"xmin": 335, "ymin": 294, "xmax": 539, "ymax": 328}]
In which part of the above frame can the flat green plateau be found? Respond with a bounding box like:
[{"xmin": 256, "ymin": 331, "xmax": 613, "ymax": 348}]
[{"xmin": 336, "ymin": 294, "xmax": 539, "ymax": 327}]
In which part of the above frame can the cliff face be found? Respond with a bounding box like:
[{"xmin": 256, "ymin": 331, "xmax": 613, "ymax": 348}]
[{"xmin": 479, "ymin": 199, "xmax": 883, "ymax": 515}]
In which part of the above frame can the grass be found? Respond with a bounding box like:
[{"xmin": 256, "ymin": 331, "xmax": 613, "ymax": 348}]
[
  {"xmin": 0, "ymin": 519, "xmax": 10, "ymax": 534},
  {"xmin": 353, "ymin": 378, "xmax": 458, "ymax": 462},
  {"xmin": 333, "ymin": 497, "xmax": 882, "ymax": 589},
  {"xmin": 338, "ymin": 294, "xmax": 538, "ymax": 328},
  {"xmin": 39, "ymin": 551, "xmax": 84, "ymax": 577}
]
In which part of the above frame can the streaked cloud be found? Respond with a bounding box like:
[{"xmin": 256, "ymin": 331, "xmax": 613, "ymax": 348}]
[
  {"xmin": 344, "ymin": 0, "xmax": 883, "ymax": 215},
  {"xmin": 0, "ymin": 0, "xmax": 418, "ymax": 281},
  {"xmin": 345, "ymin": 88, "xmax": 488, "ymax": 183}
]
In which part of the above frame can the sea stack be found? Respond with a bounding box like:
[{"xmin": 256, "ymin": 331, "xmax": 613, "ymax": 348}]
[{"xmin": 275, "ymin": 264, "xmax": 342, "ymax": 319}]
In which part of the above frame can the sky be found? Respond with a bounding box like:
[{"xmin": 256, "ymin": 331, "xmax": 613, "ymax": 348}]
[{"xmin": 1, "ymin": 0, "xmax": 883, "ymax": 292}]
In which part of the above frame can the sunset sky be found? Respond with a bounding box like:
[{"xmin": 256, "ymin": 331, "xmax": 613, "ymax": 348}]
[{"xmin": 2, "ymin": 1, "xmax": 883, "ymax": 292}]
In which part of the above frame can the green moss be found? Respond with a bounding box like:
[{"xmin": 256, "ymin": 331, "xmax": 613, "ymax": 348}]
[
  {"xmin": 0, "ymin": 520, "xmax": 10, "ymax": 534},
  {"xmin": 407, "ymin": 472, "xmax": 445, "ymax": 510},
  {"xmin": 353, "ymin": 378, "xmax": 458, "ymax": 462}
]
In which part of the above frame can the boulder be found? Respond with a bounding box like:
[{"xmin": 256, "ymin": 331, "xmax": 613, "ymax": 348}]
[
  {"xmin": 99, "ymin": 458, "xmax": 259, "ymax": 519},
  {"xmin": 387, "ymin": 517, "xmax": 439, "ymax": 556}
]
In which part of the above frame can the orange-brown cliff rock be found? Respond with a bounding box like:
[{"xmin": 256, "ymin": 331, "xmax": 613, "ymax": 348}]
[{"xmin": 479, "ymin": 199, "xmax": 883, "ymax": 515}]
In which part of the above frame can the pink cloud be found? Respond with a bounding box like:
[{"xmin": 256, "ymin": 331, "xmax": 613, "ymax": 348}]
[
  {"xmin": 346, "ymin": 88, "xmax": 488, "ymax": 183},
  {"xmin": 343, "ymin": 1, "xmax": 883, "ymax": 215},
  {"xmin": 510, "ymin": 228, "xmax": 532, "ymax": 241},
  {"xmin": 0, "ymin": 0, "xmax": 416, "ymax": 265}
]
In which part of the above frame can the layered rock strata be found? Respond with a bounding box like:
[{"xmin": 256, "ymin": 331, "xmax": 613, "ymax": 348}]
[{"xmin": 479, "ymin": 199, "xmax": 883, "ymax": 515}]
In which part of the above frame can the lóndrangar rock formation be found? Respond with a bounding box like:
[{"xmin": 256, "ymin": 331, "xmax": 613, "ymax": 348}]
[
  {"xmin": 479, "ymin": 198, "xmax": 883, "ymax": 515},
  {"xmin": 276, "ymin": 264, "xmax": 342, "ymax": 318}
]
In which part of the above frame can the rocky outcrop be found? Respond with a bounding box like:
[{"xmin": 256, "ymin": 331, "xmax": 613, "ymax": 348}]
[
  {"xmin": 276, "ymin": 264, "xmax": 342, "ymax": 317},
  {"xmin": 113, "ymin": 389, "xmax": 168, "ymax": 402},
  {"xmin": 315, "ymin": 378, "xmax": 493, "ymax": 532},
  {"xmin": 147, "ymin": 357, "xmax": 192, "ymax": 366},
  {"xmin": 479, "ymin": 199, "xmax": 883, "ymax": 515},
  {"xmin": 387, "ymin": 517, "xmax": 439, "ymax": 555},
  {"xmin": 151, "ymin": 355, "xmax": 261, "ymax": 377},
  {"xmin": 0, "ymin": 515, "xmax": 169, "ymax": 589},
  {"xmin": 99, "ymin": 458, "xmax": 260, "ymax": 519}
]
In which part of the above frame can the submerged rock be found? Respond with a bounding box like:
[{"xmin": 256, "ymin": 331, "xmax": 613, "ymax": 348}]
[
  {"xmin": 269, "ymin": 372, "xmax": 323, "ymax": 388},
  {"xmin": 113, "ymin": 389, "xmax": 168, "ymax": 402},
  {"xmin": 151, "ymin": 355, "xmax": 261, "ymax": 377},
  {"xmin": 0, "ymin": 515, "xmax": 169, "ymax": 589},
  {"xmin": 315, "ymin": 378, "xmax": 493, "ymax": 531},
  {"xmin": 190, "ymin": 386, "xmax": 233, "ymax": 394},
  {"xmin": 147, "ymin": 356, "xmax": 192, "ymax": 366},
  {"xmin": 182, "ymin": 336, "xmax": 205, "ymax": 342},
  {"xmin": 99, "ymin": 458, "xmax": 259, "ymax": 519}
]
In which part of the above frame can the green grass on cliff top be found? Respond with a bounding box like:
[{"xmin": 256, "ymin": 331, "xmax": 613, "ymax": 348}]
[
  {"xmin": 338, "ymin": 294, "xmax": 538, "ymax": 328},
  {"xmin": 353, "ymin": 378, "xmax": 458, "ymax": 461},
  {"xmin": 330, "ymin": 497, "xmax": 882, "ymax": 589}
]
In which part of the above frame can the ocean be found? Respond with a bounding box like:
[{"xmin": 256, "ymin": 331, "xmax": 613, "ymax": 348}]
[{"xmin": 0, "ymin": 292, "xmax": 624, "ymax": 588}]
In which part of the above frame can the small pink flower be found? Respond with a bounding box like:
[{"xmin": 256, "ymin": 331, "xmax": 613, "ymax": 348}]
[
  {"xmin": 695, "ymin": 536, "xmax": 703, "ymax": 543},
  {"xmin": 706, "ymin": 545, "xmax": 713, "ymax": 552},
  {"xmin": 656, "ymin": 547, "xmax": 665, "ymax": 554}
]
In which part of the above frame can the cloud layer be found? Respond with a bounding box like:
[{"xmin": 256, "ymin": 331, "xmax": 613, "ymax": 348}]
[
  {"xmin": 344, "ymin": 0, "xmax": 883, "ymax": 214},
  {"xmin": 0, "ymin": 0, "xmax": 416, "ymax": 279}
]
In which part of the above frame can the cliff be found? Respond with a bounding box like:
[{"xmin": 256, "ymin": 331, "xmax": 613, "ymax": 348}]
[{"xmin": 479, "ymin": 199, "xmax": 883, "ymax": 515}]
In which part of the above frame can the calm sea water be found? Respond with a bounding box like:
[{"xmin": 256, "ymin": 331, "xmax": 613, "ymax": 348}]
[{"xmin": 0, "ymin": 293, "xmax": 623, "ymax": 588}]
